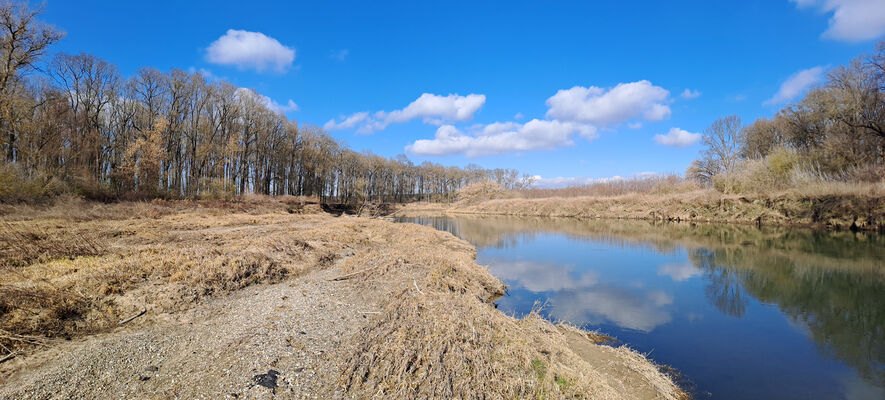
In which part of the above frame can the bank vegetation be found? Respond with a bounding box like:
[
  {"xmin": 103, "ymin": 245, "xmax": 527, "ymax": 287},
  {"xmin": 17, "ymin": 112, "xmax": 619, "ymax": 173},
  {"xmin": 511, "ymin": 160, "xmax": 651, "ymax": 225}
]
[{"xmin": 0, "ymin": 197, "xmax": 685, "ymax": 399}]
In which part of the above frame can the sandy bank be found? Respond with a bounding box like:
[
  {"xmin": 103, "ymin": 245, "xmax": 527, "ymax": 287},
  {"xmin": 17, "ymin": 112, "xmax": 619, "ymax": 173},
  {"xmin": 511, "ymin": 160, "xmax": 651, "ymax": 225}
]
[{"xmin": 0, "ymin": 198, "xmax": 684, "ymax": 399}]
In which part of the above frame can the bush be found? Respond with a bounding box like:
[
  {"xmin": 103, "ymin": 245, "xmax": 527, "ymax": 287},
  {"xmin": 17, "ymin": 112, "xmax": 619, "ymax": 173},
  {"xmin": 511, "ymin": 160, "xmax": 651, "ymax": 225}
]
[
  {"xmin": 199, "ymin": 177, "xmax": 238, "ymax": 200},
  {"xmin": 713, "ymin": 147, "xmax": 801, "ymax": 194},
  {"xmin": 0, "ymin": 164, "xmax": 67, "ymax": 203}
]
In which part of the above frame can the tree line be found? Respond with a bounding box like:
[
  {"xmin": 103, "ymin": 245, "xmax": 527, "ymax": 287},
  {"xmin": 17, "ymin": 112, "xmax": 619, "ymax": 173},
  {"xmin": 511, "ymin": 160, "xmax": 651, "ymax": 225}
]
[
  {"xmin": 0, "ymin": 1, "xmax": 533, "ymax": 203},
  {"xmin": 689, "ymin": 42, "xmax": 885, "ymax": 191}
]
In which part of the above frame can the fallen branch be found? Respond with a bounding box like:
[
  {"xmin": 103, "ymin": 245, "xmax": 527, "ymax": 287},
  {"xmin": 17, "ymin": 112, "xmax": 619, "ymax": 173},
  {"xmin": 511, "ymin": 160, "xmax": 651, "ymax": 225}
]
[
  {"xmin": 328, "ymin": 264, "xmax": 384, "ymax": 281},
  {"xmin": 0, "ymin": 352, "xmax": 17, "ymax": 364},
  {"xmin": 119, "ymin": 308, "xmax": 146, "ymax": 325}
]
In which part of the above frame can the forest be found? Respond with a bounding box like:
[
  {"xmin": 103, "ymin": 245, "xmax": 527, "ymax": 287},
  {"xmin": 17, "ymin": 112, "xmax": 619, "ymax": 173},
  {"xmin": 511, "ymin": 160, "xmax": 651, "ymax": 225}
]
[
  {"xmin": 0, "ymin": 2, "xmax": 531, "ymax": 204},
  {"xmin": 688, "ymin": 42, "xmax": 885, "ymax": 194}
]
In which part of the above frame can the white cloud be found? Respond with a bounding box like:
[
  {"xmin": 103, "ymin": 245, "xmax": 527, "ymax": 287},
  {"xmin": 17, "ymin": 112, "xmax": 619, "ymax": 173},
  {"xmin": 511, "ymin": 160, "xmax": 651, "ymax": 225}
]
[
  {"xmin": 264, "ymin": 97, "xmax": 299, "ymax": 113},
  {"xmin": 514, "ymin": 112, "xmax": 524, "ymax": 120},
  {"xmin": 206, "ymin": 29, "xmax": 295, "ymax": 73},
  {"xmin": 764, "ymin": 66, "xmax": 825, "ymax": 105},
  {"xmin": 545, "ymin": 80, "xmax": 671, "ymax": 126},
  {"xmin": 791, "ymin": 0, "xmax": 885, "ymax": 41},
  {"xmin": 680, "ymin": 89, "xmax": 701, "ymax": 99},
  {"xmin": 653, "ymin": 127, "xmax": 701, "ymax": 147},
  {"xmin": 406, "ymin": 119, "xmax": 597, "ymax": 157},
  {"xmin": 235, "ymin": 88, "xmax": 298, "ymax": 114},
  {"xmin": 324, "ymin": 112, "xmax": 369, "ymax": 130},
  {"xmin": 187, "ymin": 67, "xmax": 222, "ymax": 82},
  {"xmin": 325, "ymin": 93, "xmax": 486, "ymax": 133}
]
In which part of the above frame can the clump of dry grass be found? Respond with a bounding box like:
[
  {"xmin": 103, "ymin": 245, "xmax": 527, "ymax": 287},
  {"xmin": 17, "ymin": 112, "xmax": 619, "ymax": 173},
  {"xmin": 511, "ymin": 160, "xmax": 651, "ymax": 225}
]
[
  {"xmin": 331, "ymin": 220, "xmax": 685, "ymax": 399},
  {"xmin": 0, "ymin": 222, "xmax": 105, "ymax": 267}
]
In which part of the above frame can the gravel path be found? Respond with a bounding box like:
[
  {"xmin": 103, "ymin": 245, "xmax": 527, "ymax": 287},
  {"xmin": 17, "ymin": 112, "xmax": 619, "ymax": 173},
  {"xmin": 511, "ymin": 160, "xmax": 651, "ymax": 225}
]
[{"xmin": 0, "ymin": 264, "xmax": 372, "ymax": 399}]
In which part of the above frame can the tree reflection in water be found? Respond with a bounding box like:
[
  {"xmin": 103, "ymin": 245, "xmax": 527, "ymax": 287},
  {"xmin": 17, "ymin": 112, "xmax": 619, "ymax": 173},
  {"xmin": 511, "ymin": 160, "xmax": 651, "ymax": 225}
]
[
  {"xmin": 397, "ymin": 215, "xmax": 885, "ymax": 391},
  {"xmin": 690, "ymin": 245, "xmax": 885, "ymax": 389}
]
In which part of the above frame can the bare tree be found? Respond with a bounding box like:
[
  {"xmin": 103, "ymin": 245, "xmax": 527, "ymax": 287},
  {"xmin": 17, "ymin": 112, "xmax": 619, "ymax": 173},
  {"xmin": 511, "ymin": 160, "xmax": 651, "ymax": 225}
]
[
  {"xmin": 701, "ymin": 115, "xmax": 743, "ymax": 175},
  {"xmin": 0, "ymin": 0, "xmax": 62, "ymax": 161}
]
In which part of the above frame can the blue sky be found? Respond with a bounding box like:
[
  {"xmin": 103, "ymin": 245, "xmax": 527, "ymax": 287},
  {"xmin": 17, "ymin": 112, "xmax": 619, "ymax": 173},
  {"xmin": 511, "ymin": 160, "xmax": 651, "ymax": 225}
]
[{"xmin": 38, "ymin": 0, "xmax": 885, "ymax": 187}]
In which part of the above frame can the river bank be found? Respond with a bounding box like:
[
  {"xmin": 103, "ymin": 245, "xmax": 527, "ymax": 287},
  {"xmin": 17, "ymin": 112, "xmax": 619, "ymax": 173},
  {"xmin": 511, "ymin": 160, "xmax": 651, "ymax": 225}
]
[
  {"xmin": 0, "ymin": 197, "xmax": 684, "ymax": 399},
  {"xmin": 394, "ymin": 188, "xmax": 885, "ymax": 232}
]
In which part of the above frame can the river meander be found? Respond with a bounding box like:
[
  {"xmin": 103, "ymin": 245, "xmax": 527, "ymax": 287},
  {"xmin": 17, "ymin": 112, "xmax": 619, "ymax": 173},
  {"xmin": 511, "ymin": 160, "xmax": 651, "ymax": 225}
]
[{"xmin": 396, "ymin": 216, "xmax": 885, "ymax": 400}]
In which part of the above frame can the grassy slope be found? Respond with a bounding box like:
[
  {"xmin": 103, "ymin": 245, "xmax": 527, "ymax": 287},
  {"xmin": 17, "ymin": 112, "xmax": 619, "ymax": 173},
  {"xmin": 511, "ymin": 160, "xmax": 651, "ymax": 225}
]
[
  {"xmin": 397, "ymin": 188, "xmax": 885, "ymax": 231},
  {"xmin": 0, "ymin": 197, "xmax": 684, "ymax": 399}
]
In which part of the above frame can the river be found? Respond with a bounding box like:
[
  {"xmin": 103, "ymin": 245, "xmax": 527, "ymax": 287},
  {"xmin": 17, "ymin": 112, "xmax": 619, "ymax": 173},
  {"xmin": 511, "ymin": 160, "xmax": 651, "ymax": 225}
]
[{"xmin": 396, "ymin": 215, "xmax": 885, "ymax": 400}]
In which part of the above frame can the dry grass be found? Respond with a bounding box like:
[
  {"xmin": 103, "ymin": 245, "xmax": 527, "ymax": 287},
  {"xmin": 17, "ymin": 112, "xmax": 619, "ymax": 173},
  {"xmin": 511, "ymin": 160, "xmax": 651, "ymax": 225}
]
[
  {"xmin": 521, "ymin": 175, "xmax": 698, "ymax": 199},
  {"xmin": 332, "ymin": 219, "xmax": 685, "ymax": 399},
  {"xmin": 455, "ymin": 181, "xmax": 520, "ymax": 205},
  {"xmin": 0, "ymin": 197, "xmax": 686, "ymax": 399},
  {"xmin": 398, "ymin": 181, "xmax": 885, "ymax": 232},
  {"xmin": 0, "ymin": 197, "xmax": 342, "ymax": 354}
]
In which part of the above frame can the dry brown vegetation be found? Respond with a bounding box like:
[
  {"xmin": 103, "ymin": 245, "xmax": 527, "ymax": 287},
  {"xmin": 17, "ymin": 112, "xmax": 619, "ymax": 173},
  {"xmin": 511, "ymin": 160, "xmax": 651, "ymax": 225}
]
[
  {"xmin": 521, "ymin": 175, "xmax": 698, "ymax": 198},
  {"xmin": 397, "ymin": 182, "xmax": 885, "ymax": 232},
  {"xmin": 0, "ymin": 196, "xmax": 341, "ymax": 355},
  {"xmin": 0, "ymin": 197, "xmax": 684, "ymax": 399}
]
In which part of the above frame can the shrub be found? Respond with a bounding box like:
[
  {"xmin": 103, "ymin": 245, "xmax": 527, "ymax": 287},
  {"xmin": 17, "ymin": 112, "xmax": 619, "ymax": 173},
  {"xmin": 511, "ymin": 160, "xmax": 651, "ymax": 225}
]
[
  {"xmin": 199, "ymin": 177, "xmax": 238, "ymax": 200},
  {"xmin": 0, "ymin": 164, "xmax": 67, "ymax": 203},
  {"xmin": 713, "ymin": 147, "xmax": 802, "ymax": 194}
]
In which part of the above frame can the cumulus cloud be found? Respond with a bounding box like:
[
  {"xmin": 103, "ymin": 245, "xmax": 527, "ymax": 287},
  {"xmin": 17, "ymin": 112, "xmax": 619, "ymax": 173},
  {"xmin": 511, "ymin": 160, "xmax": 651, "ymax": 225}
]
[
  {"xmin": 350, "ymin": 79, "xmax": 673, "ymax": 157},
  {"xmin": 324, "ymin": 111, "xmax": 369, "ymax": 130},
  {"xmin": 325, "ymin": 93, "xmax": 486, "ymax": 134},
  {"xmin": 545, "ymin": 80, "xmax": 671, "ymax": 126},
  {"xmin": 264, "ymin": 98, "xmax": 299, "ymax": 113},
  {"xmin": 680, "ymin": 89, "xmax": 701, "ymax": 99},
  {"xmin": 791, "ymin": 0, "xmax": 885, "ymax": 41},
  {"xmin": 235, "ymin": 88, "xmax": 299, "ymax": 114},
  {"xmin": 653, "ymin": 127, "xmax": 701, "ymax": 147},
  {"xmin": 406, "ymin": 119, "xmax": 597, "ymax": 157},
  {"xmin": 764, "ymin": 66, "xmax": 825, "ymax": 105},
  {"xmin": 206, "ymin": 29, "xmax": 295, "ymax": 73}
]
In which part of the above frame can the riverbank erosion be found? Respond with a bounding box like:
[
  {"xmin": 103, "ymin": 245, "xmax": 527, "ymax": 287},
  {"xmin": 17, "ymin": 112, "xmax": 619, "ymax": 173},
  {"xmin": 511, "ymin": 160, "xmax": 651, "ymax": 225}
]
[
  {"xmin": 0, "ymin": 197, "xmax": 684, "ymax": 399},
  {"xmin": 395, "ymin": 187, "xmax": 885, "ymax": 232}
]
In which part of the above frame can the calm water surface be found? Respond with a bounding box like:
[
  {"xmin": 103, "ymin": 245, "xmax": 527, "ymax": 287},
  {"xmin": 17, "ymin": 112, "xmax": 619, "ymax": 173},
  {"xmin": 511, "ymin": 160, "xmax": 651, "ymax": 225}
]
[{"xmin": 396, "ymin": 216, "xmax": 885, "ymax": 400}]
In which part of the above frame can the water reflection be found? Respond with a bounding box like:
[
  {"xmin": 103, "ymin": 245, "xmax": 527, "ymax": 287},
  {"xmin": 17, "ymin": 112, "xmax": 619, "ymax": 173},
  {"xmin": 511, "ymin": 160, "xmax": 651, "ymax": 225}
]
[
  {"xmin": 550, "ymin": 287, "xmax": 673, "ymax": 332},
  {"xmin": 657, "ymin": 261, "xmax": 702, "ymax": 282},
  {"xmin": 398, "ymin": 215, "xmax": 885, "ymax": 399}
]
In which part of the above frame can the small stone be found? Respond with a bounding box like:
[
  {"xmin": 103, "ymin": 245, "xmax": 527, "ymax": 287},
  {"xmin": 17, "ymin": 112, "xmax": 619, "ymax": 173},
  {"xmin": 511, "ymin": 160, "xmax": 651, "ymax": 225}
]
[{"xmin": 252, "ymin": 370, "xmax": 280, "ymax": 391}]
